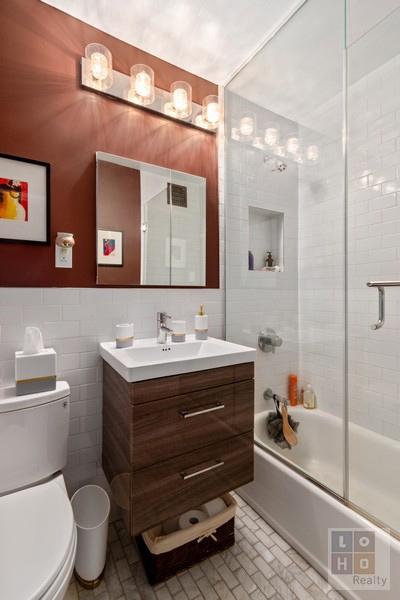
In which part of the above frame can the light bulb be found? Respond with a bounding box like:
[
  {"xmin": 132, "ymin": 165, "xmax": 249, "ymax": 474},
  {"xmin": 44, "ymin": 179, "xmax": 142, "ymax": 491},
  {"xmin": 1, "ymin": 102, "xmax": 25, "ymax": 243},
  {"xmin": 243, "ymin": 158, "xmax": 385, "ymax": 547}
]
[
  {"xmin": 206, "ymin": 102, "xmax": 219, "ymax": 123},
  {"xmin": 240, "ymin": 116, "xmax": 254, "ymax": 137},
  {"xmin": 264, "ymin": 127, "xmax": 279, "ymax": 146},
  {"xmin": 173, "ymin": 88, "xmax": 188, "ymax": 111},
  {"xmin": 306, "ymin": 145, "xmax": 319, "ymax": 161},
  {"xmin": 287, "ymin": 136, "xmax": 300, "ymax": 155},
  {"xmin": 170, "ymin": 81, "xmax": 192, "ymax": 118},
  {"xmin": 90, "ymin": 52, "xmax": 108, "ymax": 80},
  {"xmin": 129, "ymin": 64, "xmax": 155, "ymax": 106},
  {"xmin": 135, "ymin": 71, "xmax": 151, "ymax": 97},
  {"xmin": 85, "ymin": 43, "xmax": 113, "ymax": 90},
  {"xmin": 202, "ymin": 95, "xmax": 220, "ymax": 127}
]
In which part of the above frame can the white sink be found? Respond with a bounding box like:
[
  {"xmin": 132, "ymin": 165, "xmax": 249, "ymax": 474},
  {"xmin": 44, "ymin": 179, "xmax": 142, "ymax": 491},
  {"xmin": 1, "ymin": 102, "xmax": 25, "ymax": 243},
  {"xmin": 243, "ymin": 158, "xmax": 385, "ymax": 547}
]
[{"xmin": 99, "ymin": 335, "xmax": 256, "ymax": 382}]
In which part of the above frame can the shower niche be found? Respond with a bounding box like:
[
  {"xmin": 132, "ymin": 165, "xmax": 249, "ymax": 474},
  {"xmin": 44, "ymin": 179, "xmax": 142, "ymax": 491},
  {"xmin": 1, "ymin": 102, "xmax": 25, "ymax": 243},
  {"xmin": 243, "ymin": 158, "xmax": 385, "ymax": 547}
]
[{"xmin": 248, "ymin": 206, "xmax": 284, "ymax": 272}]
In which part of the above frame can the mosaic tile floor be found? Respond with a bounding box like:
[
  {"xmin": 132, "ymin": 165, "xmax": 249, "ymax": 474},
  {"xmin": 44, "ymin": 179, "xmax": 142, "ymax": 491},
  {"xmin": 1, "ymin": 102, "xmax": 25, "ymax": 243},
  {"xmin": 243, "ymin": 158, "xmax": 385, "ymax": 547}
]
[{"xmin": 66, "ymin": 494, "xmax": 343, "ymax": 600}]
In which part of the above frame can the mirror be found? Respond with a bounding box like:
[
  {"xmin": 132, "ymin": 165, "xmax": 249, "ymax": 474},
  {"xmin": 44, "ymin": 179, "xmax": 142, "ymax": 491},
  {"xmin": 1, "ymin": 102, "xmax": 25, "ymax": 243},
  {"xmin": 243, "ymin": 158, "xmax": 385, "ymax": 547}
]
[{"xmin": 96, "ymin": 152, "xmax": 206, "ymax": 286}]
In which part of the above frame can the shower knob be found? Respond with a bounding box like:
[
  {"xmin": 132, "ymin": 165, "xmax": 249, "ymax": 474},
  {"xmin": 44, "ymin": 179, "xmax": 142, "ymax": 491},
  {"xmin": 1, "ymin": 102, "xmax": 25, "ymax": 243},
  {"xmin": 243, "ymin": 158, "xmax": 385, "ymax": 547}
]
[{"xmin": 258, "ymin": 328, "xmax": 283, "ymax": 353}]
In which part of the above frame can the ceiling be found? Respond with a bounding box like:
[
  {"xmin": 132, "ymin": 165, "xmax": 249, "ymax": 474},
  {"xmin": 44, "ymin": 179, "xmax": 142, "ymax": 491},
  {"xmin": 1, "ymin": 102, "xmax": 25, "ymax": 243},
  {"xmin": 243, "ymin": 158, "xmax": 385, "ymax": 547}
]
[{"xmin": 40, "ymin": 0, "xmax": 301, "ymax": 84}]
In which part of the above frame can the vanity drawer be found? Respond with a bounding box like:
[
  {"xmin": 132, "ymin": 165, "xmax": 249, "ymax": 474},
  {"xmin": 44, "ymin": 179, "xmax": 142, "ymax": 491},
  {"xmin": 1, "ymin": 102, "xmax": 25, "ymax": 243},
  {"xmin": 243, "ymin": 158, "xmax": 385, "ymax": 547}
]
[
  {"xmin": 131, "ymin": 432, "xmax": 253, "ymax": 534},
  {"xmin": 132, "ymin": 380, "xmax": 254, "ymax": 469},
  {"xmin": 130, "ymin": 363, "xmax": 254, "ymax": 404}
]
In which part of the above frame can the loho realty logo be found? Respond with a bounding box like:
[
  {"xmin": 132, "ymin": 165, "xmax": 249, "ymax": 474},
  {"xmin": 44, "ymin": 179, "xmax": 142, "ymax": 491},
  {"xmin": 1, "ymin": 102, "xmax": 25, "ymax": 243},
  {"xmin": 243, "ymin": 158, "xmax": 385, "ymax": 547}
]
[{"xmin": 328, "ymin": 528, "xmax": 391, "ymax": 591}]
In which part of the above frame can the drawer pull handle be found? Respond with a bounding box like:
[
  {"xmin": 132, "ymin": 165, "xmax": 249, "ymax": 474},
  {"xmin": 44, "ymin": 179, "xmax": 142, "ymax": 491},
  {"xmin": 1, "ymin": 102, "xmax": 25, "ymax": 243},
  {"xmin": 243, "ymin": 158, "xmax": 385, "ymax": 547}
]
[
  {"xmin": 181, "ymin": 460, "xmax": 224, "ymax": 480},
  {"xmin": 180, "ymin": 403, "xmax": 225, "ymax": 418}
]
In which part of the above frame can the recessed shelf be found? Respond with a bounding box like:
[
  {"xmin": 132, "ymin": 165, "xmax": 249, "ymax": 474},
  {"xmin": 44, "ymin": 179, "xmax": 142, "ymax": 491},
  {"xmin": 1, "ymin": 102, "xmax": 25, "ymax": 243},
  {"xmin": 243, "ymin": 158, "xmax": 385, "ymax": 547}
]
[{"xmin": 248, "ymin": 206, "xmax": 284, "ymax": 272}]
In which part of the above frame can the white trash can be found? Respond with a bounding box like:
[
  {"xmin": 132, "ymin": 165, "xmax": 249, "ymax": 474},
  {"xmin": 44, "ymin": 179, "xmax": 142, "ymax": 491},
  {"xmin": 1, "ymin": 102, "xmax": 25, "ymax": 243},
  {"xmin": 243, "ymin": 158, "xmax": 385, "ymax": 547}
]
[{"xmin": 71, "ymin": 485, "xmax": 110, "ymax": 588}]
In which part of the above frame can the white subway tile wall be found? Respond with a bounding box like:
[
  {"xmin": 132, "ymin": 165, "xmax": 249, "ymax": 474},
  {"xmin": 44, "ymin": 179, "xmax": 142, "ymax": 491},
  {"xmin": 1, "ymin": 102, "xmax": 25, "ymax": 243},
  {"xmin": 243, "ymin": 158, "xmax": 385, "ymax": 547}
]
[
  {"xmin": 0, "ymin": 288, "xmax": 224, "ymax": 490},
  {"xmin": 224, "ymin": 91, "xmax": 299, "ymax": 413},
  {"xmin": 347, "ymin": 46, "xmax": 400, "ymax": 441}
]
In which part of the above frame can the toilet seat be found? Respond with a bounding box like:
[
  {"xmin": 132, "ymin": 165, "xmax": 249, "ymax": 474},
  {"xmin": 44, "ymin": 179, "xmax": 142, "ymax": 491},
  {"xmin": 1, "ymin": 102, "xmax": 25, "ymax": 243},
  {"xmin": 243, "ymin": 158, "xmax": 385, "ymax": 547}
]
[{"xmin": 0, "ymin": 474, "xmax": 76, "ymax": 600}]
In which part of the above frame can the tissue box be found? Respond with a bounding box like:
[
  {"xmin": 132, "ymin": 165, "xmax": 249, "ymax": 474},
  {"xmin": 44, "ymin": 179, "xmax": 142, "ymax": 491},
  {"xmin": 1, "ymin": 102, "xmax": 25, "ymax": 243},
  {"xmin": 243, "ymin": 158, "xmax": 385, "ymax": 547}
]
[
  {"xmin": 15, "ymin": 348, "xmax": 57, "ymax": 396},
  {"xmin": 137, "ymin": 493, "xmax": 236, "ymax": 585}
]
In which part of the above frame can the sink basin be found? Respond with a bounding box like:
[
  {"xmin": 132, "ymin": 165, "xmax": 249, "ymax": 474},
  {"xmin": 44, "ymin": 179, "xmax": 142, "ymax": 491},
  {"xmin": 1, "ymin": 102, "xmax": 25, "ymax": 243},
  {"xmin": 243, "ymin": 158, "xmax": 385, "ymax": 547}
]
[{"xmin": 99, "ymin": 335, "xmax": 256, "ymax": 382}]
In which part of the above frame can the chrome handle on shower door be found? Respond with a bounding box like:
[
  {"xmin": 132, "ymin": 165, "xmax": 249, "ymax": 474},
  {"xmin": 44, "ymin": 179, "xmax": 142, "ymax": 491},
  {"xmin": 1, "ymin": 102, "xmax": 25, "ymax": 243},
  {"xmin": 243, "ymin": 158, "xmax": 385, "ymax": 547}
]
[
  {"xmin": 370, "ymin": 285, "xmax": 385, "ymax": 330},
  {"xmin": 365, "ymin": 281, "xmax": 400, "ymax": 330}
]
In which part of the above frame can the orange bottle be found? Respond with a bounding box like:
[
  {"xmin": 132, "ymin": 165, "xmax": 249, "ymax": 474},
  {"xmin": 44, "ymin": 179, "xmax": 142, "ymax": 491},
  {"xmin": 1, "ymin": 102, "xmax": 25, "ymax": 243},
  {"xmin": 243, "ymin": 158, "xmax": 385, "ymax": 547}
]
[{"xmin": 288, "ymin": 374, "xmax": 298, "ymax": 406}]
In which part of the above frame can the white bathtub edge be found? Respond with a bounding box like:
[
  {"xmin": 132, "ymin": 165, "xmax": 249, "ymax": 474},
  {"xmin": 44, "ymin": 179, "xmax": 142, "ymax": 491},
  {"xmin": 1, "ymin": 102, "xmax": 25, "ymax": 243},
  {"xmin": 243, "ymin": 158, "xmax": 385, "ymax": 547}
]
[{"xmin": 239, "ymin": 445, "xmax": 398, "ymax": 600}]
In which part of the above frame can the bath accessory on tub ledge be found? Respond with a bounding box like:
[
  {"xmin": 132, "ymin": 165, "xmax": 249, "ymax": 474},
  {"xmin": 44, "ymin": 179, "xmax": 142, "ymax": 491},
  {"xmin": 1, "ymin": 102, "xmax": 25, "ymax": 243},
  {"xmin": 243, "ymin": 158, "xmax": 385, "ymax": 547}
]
[{"xmin": 264, "ymin": 388, "xmax": 299, "ymax": 449}]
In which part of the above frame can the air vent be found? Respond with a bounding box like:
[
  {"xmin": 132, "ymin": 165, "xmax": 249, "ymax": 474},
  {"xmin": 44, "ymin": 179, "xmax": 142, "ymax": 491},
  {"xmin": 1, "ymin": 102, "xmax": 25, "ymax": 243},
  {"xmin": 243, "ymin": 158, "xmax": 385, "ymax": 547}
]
[{"xmin": 168, "ymin": 183, "xmax": 187, "ymax": 208}]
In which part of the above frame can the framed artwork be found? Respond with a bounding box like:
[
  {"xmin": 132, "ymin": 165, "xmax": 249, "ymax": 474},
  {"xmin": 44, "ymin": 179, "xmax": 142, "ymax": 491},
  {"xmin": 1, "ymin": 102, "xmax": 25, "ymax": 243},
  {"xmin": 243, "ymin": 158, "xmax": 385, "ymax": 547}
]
[
  {"xmin": 0, "ymin": 153, "xmax": 50, "ymax": 244},
  {"xmin": 97, "ymin": 229, "xmax": 123, "ymax": 266}
]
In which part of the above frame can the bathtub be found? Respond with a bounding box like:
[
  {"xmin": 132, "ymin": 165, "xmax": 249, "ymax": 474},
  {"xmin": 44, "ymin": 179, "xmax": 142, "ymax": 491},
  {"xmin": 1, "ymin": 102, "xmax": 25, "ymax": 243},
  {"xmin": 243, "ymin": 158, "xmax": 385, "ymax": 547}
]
[{"xmin": 239, "ymin": 406, "xmax": 400, "ymax": 600}]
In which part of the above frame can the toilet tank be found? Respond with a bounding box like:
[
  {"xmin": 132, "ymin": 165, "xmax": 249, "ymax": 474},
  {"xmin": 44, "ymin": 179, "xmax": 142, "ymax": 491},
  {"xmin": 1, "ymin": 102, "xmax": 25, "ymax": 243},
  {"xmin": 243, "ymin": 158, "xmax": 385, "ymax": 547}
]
[{"xmin": 0, "ymin": 381, "xmax": 70, "ymax": 494}]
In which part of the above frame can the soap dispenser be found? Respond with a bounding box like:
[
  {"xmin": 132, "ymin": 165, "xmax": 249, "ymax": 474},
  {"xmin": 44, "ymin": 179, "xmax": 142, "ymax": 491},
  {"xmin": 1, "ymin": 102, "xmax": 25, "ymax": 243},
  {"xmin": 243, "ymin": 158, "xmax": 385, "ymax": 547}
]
[
  {"xmin": 194, "ymin": 305, "xmax": 208, "ymax": 340},
  {"xmin": 303, "ymin": 384, "xmax": 316, "ymax": 409}
]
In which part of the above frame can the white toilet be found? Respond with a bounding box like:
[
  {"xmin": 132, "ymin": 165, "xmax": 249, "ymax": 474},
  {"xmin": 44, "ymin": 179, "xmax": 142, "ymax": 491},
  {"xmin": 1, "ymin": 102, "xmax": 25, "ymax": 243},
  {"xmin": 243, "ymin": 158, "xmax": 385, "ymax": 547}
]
[{"xmin": 0, "ymin": 381, "xmax": 77, "ymax": 599}]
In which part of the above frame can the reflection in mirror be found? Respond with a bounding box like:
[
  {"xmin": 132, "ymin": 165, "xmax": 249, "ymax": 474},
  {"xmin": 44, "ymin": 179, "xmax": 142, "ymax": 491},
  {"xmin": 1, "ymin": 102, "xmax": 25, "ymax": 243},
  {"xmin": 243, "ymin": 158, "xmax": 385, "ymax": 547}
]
[{"xmin": 96, "ymin": 152, "xmax": 206, "ymax": 287}]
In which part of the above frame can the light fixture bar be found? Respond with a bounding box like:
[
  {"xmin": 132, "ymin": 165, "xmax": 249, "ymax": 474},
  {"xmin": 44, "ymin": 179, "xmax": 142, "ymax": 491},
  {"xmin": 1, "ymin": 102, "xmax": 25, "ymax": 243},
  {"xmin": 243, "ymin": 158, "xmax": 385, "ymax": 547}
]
[{"xmin": 80, "ymin": 57, "xmax": 216, "ymax": 134}]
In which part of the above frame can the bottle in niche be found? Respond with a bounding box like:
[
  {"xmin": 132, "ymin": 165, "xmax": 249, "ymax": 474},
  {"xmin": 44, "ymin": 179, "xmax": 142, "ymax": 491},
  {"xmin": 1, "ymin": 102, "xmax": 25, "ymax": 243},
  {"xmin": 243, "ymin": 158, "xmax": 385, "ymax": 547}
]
[
  {"xmin": 303, "ymin": 384, "xmax": 316, "ymax": 409},
  {"xmin": 248, "ymin": 250, "xmax": 254, "ymax": 271},
  {"xmin": 265, "ymin": 251, "xmax": 274, "ymax": 268}
]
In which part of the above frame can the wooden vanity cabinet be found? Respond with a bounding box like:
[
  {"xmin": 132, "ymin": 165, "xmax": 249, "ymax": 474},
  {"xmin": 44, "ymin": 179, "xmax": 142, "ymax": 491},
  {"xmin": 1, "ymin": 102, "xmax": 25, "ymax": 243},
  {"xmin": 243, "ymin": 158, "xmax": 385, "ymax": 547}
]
[{"xmin": 103, "ymin": 361, "xmax": 254, "ymax": 535}]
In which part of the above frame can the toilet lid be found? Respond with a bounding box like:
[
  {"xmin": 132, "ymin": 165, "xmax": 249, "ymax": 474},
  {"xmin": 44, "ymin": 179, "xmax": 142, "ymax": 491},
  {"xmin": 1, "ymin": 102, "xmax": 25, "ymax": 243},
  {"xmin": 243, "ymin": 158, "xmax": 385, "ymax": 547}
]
[{"xmin": 0, "ymin": 474, "xmax": 75, "ymax": 600}]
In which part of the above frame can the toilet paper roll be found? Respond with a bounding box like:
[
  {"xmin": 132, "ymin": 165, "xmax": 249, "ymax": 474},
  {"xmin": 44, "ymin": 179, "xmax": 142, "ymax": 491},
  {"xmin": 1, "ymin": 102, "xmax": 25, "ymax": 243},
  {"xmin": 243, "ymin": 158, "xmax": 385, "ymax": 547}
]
[
  {"xmin": 200, "ymin": 497, "xmax": 227, "ymax": 518},
  {"xmin": 178, "ymin": 509, "xmax": 207, "ymax": 530}
]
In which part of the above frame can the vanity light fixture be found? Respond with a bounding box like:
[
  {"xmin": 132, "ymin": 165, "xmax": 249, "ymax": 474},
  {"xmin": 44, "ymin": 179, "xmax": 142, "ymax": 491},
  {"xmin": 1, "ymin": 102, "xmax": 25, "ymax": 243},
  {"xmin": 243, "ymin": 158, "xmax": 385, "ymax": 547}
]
[
  {"xmin": 264, "ymin": 126, "xmax": 279, "ymax": 147},
  {"xmin": 202, "ymin": 95, "xmax": 220, "ymax": 129},
  {"xmin": 128, "ymin": 64, "xmax": 155, "ymax": 106},
  {"xmin": 252, "ymin": 136, "xmax": 264, "ymax": 150},
  {"xmin": 274, "ymin": 145, "xmax": 286, "ymax": 157},
  {"xmin": 81, "ymin": 46, "xmax": 217, "ymax": 132},
  {"xmin": 306, "ymin": 144, "xmax": 319, "ymax": 162},
  {"xmin": 170, "ymin": 81, "xmax": 192, "ymax": 118},
  {"xmin": 231, "ymin": 127, "xmax": 240, "ymax": 141},
  {"xmin": 286, "ymin": 136, "xmax": 300, "ymax": 155},
  {"xmin": 240, "ymin": 115, "xmax": 255, "ymax": 137},
  {"xmin": 84, "ymin": 43, "xmax": 113, "ymax": 91}
]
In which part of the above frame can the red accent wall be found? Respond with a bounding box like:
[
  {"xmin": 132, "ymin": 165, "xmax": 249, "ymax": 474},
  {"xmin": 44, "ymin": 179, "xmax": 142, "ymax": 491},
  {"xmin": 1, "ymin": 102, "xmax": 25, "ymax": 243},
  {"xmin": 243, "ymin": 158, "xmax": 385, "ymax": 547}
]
[{"xmin": 0, "ymin": 0, "xmax": 219, "ymax": 287}]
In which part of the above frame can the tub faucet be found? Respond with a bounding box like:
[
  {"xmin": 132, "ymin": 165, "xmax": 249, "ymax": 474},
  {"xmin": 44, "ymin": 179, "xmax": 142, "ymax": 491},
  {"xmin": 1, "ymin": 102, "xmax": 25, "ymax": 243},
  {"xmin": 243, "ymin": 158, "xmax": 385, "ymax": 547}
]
[{"xmin": 157, "ymin": 312, "xmax": 172, "ymax": 344}]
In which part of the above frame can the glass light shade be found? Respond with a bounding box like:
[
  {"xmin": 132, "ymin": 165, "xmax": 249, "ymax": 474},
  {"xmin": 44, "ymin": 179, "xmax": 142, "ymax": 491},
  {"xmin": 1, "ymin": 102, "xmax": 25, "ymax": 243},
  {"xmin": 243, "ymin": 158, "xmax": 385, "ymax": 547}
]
[
  {"xmin": 85, "ymin": 43, "xmax": 113, "ymax": 90},
  {"xmin": 274, "ymin": 145, "xmax": 286, "ymax": 157},
  {"xmin": 252, "ymin": 136, "xmax": 264, "ymax": 150},
  {"xmin": 286, "ymin": 136, "xmax": 300, "ymax": 155},
  {"xmin": 194, "ymin": 114, "xmax": 212, "ymax": 129},
  {"xmin": 170, "ymin": 81, "xmax": 192, "ymax": 118},
  {"xmin": 306, "ymin": 144, "xmax": 319, "ymax": 161},
  {"xmin": 231, "ymin": 127, "xmax": 240, "ymax": 141},
  {"xmin": 240, "ymin": 115, "xmax": 255, "ymax": 137},
  {"xmin": 128, "ymin": 64, "xmax": 155, "ymax": 106},
  {"xmin": 202, "ymin": 95, "xmax": 220, "ymax": 128},
  {"xmin": 293, "ymin": 153, "xmax": 304, "ymax": 164},
  {"xmin": 163, "ymin": 101, "xmax": 178, "ymax": 118},
  {"xmin": 264, "ymin": 126, "xmax": 279, "ymax": 146}
]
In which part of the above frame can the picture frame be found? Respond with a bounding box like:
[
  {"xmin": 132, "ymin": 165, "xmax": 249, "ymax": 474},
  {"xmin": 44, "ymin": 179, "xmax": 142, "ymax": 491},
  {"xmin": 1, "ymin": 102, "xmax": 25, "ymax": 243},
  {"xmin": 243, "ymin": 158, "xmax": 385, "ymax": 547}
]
[
  {"xmin": 97, "ymin": 229, "xmax": 123, "ymax": 266},
  {"xmin": 0, "ymin": 153, "xmax": 50, "ymax": 244}
]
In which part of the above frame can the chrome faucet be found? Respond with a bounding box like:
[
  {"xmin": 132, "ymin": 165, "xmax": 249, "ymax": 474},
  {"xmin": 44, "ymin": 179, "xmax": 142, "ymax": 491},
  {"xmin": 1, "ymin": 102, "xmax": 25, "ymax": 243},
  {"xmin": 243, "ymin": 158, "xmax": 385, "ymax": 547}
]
[{"xmin": 157, "ymin": 312, "xmax": 172, "ymax": 344}]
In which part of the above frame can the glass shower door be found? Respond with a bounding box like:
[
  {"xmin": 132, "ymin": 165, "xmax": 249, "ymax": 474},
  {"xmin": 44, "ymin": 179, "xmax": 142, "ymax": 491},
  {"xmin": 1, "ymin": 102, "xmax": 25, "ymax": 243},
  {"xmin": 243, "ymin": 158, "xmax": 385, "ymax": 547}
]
[
  {"xmin": 225, "ymin": 0, "xmax": 346, "ymax": 496},
  {"xmin": 347, "ymin": 3, "xmax": 400, "ymax": 534}
]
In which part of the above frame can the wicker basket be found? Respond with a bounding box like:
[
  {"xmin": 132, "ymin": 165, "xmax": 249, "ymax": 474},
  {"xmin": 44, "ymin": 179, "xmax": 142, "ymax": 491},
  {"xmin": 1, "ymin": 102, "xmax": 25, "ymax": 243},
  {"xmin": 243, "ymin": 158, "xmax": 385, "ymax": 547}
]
[{"xmin": 137, "ymin": 493, "xmax": 236, "ymax": 584}]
